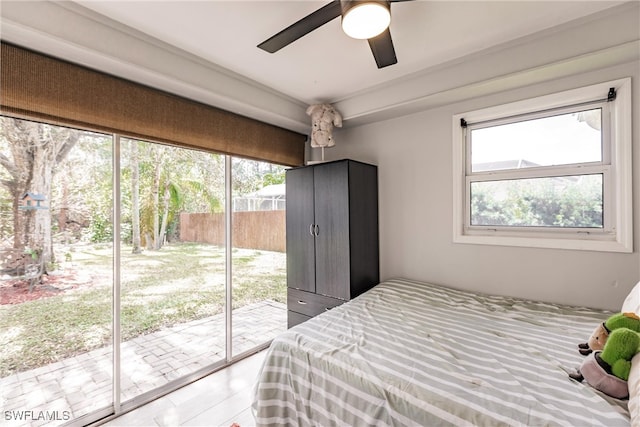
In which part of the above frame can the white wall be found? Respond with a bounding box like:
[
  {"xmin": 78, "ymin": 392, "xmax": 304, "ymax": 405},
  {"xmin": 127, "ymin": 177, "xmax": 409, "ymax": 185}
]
[{"xmin": 327, "ymin": 61, "xmax": 640, "ymax": 311}]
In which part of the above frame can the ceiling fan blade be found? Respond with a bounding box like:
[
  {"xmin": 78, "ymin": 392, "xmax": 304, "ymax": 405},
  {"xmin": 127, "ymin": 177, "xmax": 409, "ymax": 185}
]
[
  {"xmin": 368, "ymin": 28, "xmax": 397, "ymax": 68},
  {"xmin": 258, "ymin": 1, "xmax": 342, "ymax": 53}
]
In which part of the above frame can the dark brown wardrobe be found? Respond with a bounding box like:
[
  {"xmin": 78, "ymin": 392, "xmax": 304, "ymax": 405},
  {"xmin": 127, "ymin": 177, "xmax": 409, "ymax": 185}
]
[{"xmin": 286, "ymin": 159, "xmax": 379, "ymax": 327}]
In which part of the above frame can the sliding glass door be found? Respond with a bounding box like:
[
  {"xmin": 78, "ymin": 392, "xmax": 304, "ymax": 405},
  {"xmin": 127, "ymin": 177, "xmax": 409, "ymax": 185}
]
[
  {"xmin": 0, "ymin": 117, "xmax": 286, "ymax": 426},
  {"xmin": 230, "ymin": 158, "xmax": 288, "ymax": 357},
  {"xmin": 118, "ymin": 138, "xmax": 228, "ymax": 401},
  {"xmin": 0, "ymin": 117, "xmax": 114, "ymax": 425}
]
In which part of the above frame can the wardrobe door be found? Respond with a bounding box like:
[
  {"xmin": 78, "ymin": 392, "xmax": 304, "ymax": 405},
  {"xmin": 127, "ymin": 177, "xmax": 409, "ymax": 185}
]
[
  {"xmin": 286, "ymin": 166, "xmax": 316, "ymax": 292},
  {"xmin": 346, "ymin": 161, "xmax": 380, "ymax": 296},
  {"xmin": 313, "ymin": 161, "xmax": 351, "ymax": 300}
]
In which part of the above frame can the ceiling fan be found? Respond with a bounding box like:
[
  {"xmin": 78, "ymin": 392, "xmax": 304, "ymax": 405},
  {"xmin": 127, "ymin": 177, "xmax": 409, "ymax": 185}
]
[{"xmin": 258, "ymin": 0, "xmax": 413, "ymax": 69}]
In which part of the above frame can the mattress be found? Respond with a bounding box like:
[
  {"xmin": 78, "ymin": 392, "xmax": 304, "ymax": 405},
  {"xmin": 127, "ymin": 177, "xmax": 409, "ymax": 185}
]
[{"xmin": 252, "ymin": 278, "xmax": 630, "ymax": 426}]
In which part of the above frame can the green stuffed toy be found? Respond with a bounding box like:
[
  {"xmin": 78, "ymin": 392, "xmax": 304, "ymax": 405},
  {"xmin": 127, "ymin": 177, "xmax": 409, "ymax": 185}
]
[
  {"xmin": 577, "ymin": 312, "xmax": 640, "ymax": 355},
  {"xmin": 570, "ymin": 312, "xmax": 640, "ymax": 399},
  {"xmin": 600, "ymin": 327, "xmax": 640, "ymax": 380}
]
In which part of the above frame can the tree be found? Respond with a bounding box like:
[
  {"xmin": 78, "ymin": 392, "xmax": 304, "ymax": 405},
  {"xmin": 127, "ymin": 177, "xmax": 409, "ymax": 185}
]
[
  {"xmin": 0, "ymin": 117, "xmax": 79, "ymax": 277},
  {"xmin": 127, "ymin": 142, "xmax": 222, "ymax": 250},
  {"xmin": 130, "ymin": 140, "xmax": 142, "ymax": 254},
  {"xmin": 471, "ymin": 176, "xmax": 603, "ymax": 228}
]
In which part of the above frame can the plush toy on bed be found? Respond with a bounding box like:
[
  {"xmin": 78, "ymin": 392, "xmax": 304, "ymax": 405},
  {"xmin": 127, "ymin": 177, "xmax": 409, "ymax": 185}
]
[
  {"xmin": 570, "ymin": 312, "xmax": 640, "ymax": 399},
  {"xmin": 577, "ymin": 312, "xmax": 640, "ymax": 355}
]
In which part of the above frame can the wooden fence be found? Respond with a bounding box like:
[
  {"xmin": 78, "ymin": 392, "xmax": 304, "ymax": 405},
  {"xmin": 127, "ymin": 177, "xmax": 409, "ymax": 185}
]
[{"xmin": 179, "ymin": 211, "xmax": 285, "ymax": 252}]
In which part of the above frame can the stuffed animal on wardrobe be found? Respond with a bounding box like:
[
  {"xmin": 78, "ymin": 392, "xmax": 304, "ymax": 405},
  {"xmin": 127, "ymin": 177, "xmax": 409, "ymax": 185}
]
[{"xmin": 306, "ymin": 104, "xmax": 342, "ymax": 153}]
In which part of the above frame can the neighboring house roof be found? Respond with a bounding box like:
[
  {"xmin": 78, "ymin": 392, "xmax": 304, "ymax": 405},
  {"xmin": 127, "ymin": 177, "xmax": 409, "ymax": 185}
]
[
  {"xmin": 473, "ymin": 159, "xmax": 540, "ymax": 172},
  {"xmin": 21, "ymin": 192, "xmax": 46, "ymax": 201},
  {"xmin": 249, "ymin": 184, "xmax": 285, "ymax": 198}
]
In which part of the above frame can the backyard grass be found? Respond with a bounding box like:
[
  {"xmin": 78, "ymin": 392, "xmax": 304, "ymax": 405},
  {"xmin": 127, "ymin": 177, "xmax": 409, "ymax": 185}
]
[{"xmin": 0, "ymin": 242, "xmax": 286, "ymax": 377}]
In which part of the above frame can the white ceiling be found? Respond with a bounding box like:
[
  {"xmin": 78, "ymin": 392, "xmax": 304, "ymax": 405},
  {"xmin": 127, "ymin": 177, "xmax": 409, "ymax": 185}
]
[
  {"xmin": 1, "ymin": 0, "xmax": 637, "ymax": 132},
  {"xmin": 72, "ymin": 0, "xmax": 625, "ymax": 105}
]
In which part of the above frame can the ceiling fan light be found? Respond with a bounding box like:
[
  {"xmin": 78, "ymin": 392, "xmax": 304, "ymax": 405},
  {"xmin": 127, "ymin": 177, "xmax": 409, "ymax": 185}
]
[{"xmin": 341, "ymin": 2, "xmax": 391, "ymax": 40}]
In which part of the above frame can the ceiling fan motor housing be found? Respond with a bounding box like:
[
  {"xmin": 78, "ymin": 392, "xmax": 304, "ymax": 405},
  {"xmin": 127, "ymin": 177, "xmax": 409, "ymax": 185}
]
[{"xmin": 340, "ymin": 0, "xmax": 391, "ymax": 13}]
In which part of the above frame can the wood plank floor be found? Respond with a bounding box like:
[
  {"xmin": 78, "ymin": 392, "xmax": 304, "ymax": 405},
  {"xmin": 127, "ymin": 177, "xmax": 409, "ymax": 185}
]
[{"xmin": 103, "ymin": 351, "xmax": 266, "ymax": 427}]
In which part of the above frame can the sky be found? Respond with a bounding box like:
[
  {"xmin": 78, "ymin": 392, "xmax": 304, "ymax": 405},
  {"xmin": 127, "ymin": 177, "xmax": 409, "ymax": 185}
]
[{"xmin": 471, "ymin": 109, "xmax": 602, "ymax": 170}]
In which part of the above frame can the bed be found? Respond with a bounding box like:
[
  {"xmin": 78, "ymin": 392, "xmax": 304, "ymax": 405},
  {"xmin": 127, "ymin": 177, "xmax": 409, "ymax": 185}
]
[{"xmin": 252, "ymin": 278, "xmax": 637, "ymax": 426}]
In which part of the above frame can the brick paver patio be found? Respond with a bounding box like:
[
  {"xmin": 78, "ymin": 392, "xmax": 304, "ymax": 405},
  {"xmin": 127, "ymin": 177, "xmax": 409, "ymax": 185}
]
[{"xmin": 1, "ymin": 301, "xmax": 286, "ymax": 427}]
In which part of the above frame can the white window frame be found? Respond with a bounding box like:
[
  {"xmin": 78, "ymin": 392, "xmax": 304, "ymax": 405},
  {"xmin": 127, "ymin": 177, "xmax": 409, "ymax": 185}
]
[{"xmin": 452, "ymin": 78, "xmax": 632, "ymax": 253}]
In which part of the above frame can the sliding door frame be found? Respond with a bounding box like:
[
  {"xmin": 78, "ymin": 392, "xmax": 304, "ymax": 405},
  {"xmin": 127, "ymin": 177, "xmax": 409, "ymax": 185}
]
[
  {"xmin": 1, "ymin": 112, "xmax": 276, "ymax": 427},
  {"xmin": 112, "ymin": 134, "xmax": 122, "ymax": 414},
  {"xmin": 86, "ymin": 141, "xmax": 273, "ymax": 426}
]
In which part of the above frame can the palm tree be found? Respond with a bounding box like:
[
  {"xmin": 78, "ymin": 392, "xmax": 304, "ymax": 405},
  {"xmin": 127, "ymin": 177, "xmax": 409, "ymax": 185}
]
[{"xmin": 129, "ymin": 142, "xmax": 221, "ymax": 251}]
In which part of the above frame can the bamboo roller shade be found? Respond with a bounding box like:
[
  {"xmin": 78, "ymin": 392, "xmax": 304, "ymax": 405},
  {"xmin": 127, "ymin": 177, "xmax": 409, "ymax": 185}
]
[{"xmin": 0, "ymin": 42, "xmax": 306, "ymax": 166}]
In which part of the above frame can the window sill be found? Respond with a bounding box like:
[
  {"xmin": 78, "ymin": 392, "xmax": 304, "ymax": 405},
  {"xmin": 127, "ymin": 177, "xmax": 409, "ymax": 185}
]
[{"xmin": 453, "ymin": 232, "xmax": 632, "ymax": 253}]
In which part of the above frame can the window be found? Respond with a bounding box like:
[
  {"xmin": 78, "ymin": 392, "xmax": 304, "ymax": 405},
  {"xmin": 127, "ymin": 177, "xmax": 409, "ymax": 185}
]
[{"xmin": 452, "ymin": 78, "xmax": 632, "ymax": 252}]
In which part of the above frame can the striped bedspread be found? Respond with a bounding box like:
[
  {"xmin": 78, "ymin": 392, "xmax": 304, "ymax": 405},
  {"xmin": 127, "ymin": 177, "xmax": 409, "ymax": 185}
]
[{"xmin": 252, "ymin": 278, "xmax": 630, "ymax": 426}]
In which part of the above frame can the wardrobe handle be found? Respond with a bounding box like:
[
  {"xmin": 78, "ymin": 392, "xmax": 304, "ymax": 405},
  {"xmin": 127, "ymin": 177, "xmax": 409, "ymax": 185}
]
[
  {"xmin": 297, "ymin": 300, "xmax": 307, "ymax": 305},
  {"xmin": 309, "ymin": 224, "xmax": 315, "ymax": 236},
  {"xmin": 315, "ymin": 224, "xmax": 319, "ymax": 236}
]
